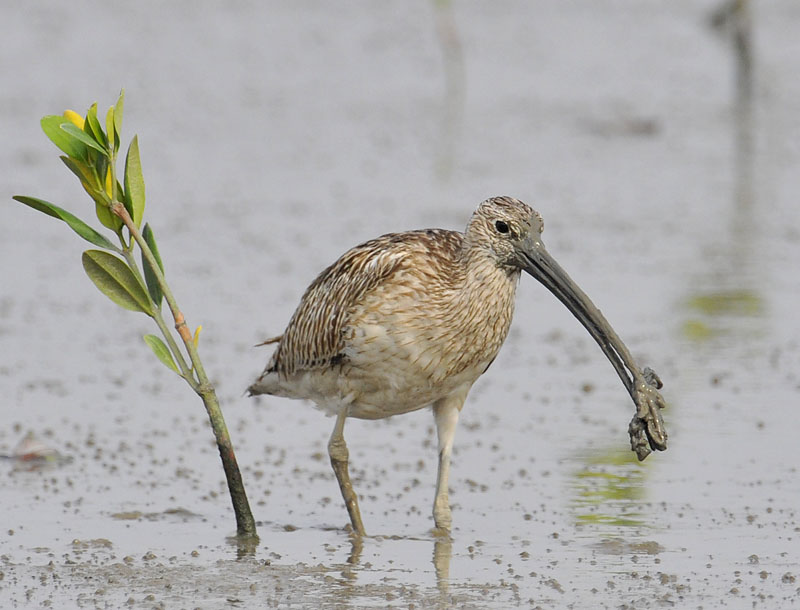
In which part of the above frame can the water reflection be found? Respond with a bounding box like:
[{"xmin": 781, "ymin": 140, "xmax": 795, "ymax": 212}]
[
  {"xmin": 433, "ymin": 535, "xmax": 452, "ymax": 597},
  {"xmin": 709, "ymin": 0, "xmax": 755, "ymax": 230},
  {"xmin": 324, "ymin": 533, "xmax": 453, "ymax": 595},
  {"xmin": 347, "ymin": 535, "xmax": 363, "ymax": 566},
  {"xmin": 320, "ymin": 537, "xmax": 362, "ymax": 606},
  {"xmin": 570, "ymin": 448, "xmax": 648, "ymax": 529},
  {"xmin": 728, "ymin": 0, "xmax": 755, "ymax": 219},
  {"xmin": 1, "ymin": 431, "xmax": 73, "ymax": 470},
  {"xmin": 228, "ymin": 531, "xmax": 260, "ymax": 559},
  {"xmin": 685, "ymin": 0, "xmax": 762, "ymax": 344},
  {"xmin": 304, "ymin": 531, "xmax": 462, "ymax": 608}
]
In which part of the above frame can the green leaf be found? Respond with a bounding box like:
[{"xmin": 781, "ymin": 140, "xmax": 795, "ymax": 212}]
[
  {"xmin": 94, "ymin": 200, "xmax": 122, "ymax": 231},
  {"xmin": 60, "ymin": 122, "xmax": 108, "ymax": 156},
  {"xmin": 81, "ymin": 250, "xmax": 152, "ymax": 315},
  {"xmin": 143, "ymin": 334, "xmax": 180, "ymax": 375},
  {"xmin": 59, "ymin": 155, "xmax": 118, "ymax": 229},
  {"xmin": 60, "ymin": 156, "xmax": 98, "ymax": 189},
  {"xmin": 41, "ymin": 115, "xmax": 87, "ymax": 159},
  {"xmin": 12, "ymin": 195, "xmax": 118, "ymax": 250},
  {"xmin": 60, "ymin": 154, "xmax": 92, "ymax": 178},
  {"xmin": 64, "ymin": 156, "xmax": 120, "ymax": 232},
  {"xmin": 84, "ymin": 103, "xmax": 107, "ymax": 150},
  {"xmin": 123, "ymin": 135, "xmax": 145, "ymax": 226},
  {"xmin": 141, "ymin": 223, "xmax": 164, "ymax": 306},
  {"xmin": 113, "ymin": 90, "xmax": 125, "ymax": 143},
  {"xmin": 105, "ymin": 105, "xmax": 119, "ymax": 154}
]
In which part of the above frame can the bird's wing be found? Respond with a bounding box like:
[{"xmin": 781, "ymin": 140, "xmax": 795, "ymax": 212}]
[{"xmin": 266, "ymin": 233, "xmax": 420, "ymax": 376}]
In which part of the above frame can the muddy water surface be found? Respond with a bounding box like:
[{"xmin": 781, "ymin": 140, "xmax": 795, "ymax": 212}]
[{"xmin": 2, "ymin": 1, "xmax": 800, "ymax": 608}]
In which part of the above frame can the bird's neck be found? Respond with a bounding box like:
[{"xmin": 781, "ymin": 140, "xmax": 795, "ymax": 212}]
[
  {"xmin": 459, "ymin": 243, "xmax": 520, "ymax": 290},
  {"xmin": 454, "ymin": 243, "xmax": 520, "ymax": 332}
]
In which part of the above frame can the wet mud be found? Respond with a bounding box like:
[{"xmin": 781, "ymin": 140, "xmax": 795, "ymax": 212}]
[{"xmin": 3, "ymin": 0, "xmax": 800, "ymax": 608}]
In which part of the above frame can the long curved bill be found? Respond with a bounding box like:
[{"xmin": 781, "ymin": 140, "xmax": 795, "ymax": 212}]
[{"xmin": 516, "ymin": 235, "xmax": 668, "ymax": 459}]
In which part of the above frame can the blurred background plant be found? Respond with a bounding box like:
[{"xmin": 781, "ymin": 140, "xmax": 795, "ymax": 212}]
[{"xmin": 12, "ymin": 91, "xmax": 257, "ymax": 538}]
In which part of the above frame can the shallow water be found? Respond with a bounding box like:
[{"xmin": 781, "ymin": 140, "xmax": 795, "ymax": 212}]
[{"xmin": 2, "ymin": 1, "xmax": 800, "ymax": 608}]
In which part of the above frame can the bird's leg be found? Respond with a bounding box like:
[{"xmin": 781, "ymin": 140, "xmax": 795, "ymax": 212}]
[
  {"xmin": 432, "ymin": 390, "xmax": 466, "ymax": 533},
  {"xmin": 328, "ymin": 407, "xmax": 366, "ymax": 536}
]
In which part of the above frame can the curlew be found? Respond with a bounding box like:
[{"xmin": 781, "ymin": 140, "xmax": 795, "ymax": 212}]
[{"xmin": 248, "ymin": 196, "xmax": 667, "ymax": 536}]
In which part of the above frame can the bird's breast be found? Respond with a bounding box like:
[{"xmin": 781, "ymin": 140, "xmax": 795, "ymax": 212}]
[{"xmin": 339, "ymin": 260, "xmax": 519, "ymax": 412}]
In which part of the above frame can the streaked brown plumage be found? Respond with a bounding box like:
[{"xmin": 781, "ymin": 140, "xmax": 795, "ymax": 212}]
[{"xmin": 249, "ymin": 196, "xmax": 667, "ymax": 536}]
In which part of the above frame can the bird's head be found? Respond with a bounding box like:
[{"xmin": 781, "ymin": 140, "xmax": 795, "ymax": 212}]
[
  {"xmin": 466, "ymin": 195, "xmax": 544, "ymax": 270},
  {"xmin": 467, "ymin": 196, "xmax": 668, "ymax": 457},
  {"xmin": 468, "ymin": 196, "xmax": 604, "ymax": 337}
]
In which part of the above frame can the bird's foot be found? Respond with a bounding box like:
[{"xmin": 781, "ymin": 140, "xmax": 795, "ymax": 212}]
[{"xmin": 628, "ymin": 367, "xmax": 668, "ymax": 461}]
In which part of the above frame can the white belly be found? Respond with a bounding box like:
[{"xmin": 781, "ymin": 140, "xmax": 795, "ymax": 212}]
[{"xmin": 256, "ymin": 349, "xmax": 492, "ymax": 420}]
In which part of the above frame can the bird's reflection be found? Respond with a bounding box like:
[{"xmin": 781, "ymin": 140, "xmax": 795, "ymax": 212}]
[
  {"xmin": 346, "ymin": 535, "xmax": 363, "ymax": 566},
  {"xmin": 433, "ymin": 535, "xmax": 453, "ymax": 596},
  {"xmin": 336, "ymin": 532, "xmax": 452, "ymax": 600}
]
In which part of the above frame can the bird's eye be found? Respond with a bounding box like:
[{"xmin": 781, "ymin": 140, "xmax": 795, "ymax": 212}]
[{"xmin": 495, "ymin": 220, "xmax": 510, "ymax": 234}]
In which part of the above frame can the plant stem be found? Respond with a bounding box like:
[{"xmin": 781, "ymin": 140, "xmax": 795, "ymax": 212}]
[
  {"xmin": 111, "ymin": 201, "xmax": 258, "ymax": 538},
  {"xmin": 119, "ymin": 247, "xmax": 193, "ymax": 380}
]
